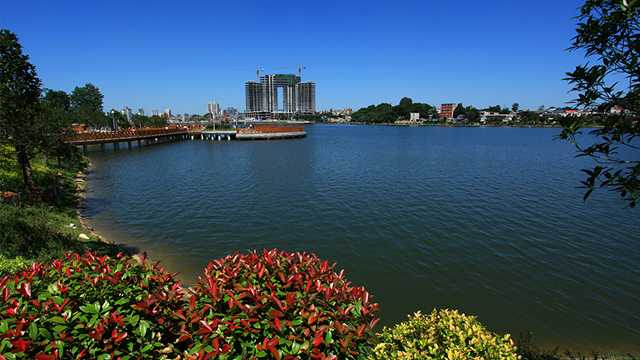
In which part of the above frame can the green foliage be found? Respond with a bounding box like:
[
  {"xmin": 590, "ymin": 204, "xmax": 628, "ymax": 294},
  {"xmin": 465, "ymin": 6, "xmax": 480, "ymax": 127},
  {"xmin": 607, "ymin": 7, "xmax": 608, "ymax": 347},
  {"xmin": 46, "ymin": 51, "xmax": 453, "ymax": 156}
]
[
  {"xmin": 560, "ymin": 0, "xmax": 640, "ymax": 208},
  {"xmin": 0, "ymin": 251, "xmax": 190, "ymax": 359},
  {"xmin": 519, "ymin": 111, "xmax": 542, "ymax": 125},
  {"xmin": 0, "ymin": 254, "xmax": 32, "ymax": 278},
  {"xmin": 453, "ymin": 103, "xmax": 465, "ymax": 118},
  {"xmin": 464, "ymin": 106, "xmax": 481, "ymax": 123},
  {"xmin": 43, "ymin": 89, "xmax": 70, "ymax": 112},
  {"xmin": 512, "ymin": 103, "xmax": 520, "ymax": 112},
  {"xmin": 484, "ymin": 105, "xmax": 511, "ymax": 114},
  {"xmin": 351, "ymin": 100, "xmax": 438, "ymax": 124},
  {"xmin": 70, "ymin": 83, "xmax": 107, "ymax": 129},
  {"xmin": 370, "ymin": 309, "xmax": 520, "ymax": 360},
  {"xmin": 187, "ymin": 249, "xmax": 380, "ymax": 360},
  {"xmin": 0, "ymin": 145, "xmax": 57, "ymax": 194},
  {"xmin": 70, "ymin": 83, "xmax": 103, "ymax": 113},
  {"xmin": 0, "ymin": 29, "xmax": 45, "ymax": 190}
]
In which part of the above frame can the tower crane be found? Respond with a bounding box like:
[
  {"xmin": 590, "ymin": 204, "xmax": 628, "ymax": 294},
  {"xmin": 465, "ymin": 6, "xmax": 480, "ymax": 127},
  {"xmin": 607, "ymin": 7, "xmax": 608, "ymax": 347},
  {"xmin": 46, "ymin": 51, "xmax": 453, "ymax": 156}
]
[
  {"xmin": 229, "ymin": 67, "xmax": 264, "ymax": 82},
  {"xmin": 275, "ymin": 65, "xmax": 307, "ymax": 78}
]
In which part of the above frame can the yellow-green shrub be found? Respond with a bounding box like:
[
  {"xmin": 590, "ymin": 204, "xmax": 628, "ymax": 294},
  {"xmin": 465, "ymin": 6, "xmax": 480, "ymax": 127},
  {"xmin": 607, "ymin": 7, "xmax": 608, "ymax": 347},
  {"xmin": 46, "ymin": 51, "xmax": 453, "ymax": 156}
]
[{"xmin": 370, "ymin": 309, "xmax": 521, "ymax": 360}]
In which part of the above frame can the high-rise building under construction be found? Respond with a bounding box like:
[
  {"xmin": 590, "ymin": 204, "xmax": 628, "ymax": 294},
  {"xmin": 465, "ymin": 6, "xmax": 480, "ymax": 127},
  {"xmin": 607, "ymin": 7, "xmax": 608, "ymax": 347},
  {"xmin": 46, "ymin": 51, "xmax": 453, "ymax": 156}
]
[{"xmin": 245, "ymin": 74, "xmax": 315, "ymax": 119}]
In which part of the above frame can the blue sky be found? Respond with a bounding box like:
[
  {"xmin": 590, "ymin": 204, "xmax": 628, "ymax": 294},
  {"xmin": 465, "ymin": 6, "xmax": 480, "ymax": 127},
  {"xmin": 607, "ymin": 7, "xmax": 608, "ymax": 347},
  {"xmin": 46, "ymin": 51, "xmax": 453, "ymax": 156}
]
[{"xmin": 1, "ymin": 0, "xmax": 587, "ymax": 115}]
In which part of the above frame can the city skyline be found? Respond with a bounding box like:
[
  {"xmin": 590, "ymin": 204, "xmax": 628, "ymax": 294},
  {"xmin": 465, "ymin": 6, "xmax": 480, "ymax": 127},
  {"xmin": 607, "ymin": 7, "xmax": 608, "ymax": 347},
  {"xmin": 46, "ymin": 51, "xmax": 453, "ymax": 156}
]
[{"xmin": 2, "ymin": 0, "xmax": 587, "ymax": 115}]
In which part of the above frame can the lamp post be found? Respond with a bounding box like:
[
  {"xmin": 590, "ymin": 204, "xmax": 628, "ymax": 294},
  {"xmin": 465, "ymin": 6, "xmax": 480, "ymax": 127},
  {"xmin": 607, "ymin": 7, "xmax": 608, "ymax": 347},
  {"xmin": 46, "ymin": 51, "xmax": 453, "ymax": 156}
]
[{"xmin": 110, "ymin": 110, "xmax": 117, "ymax": 131}]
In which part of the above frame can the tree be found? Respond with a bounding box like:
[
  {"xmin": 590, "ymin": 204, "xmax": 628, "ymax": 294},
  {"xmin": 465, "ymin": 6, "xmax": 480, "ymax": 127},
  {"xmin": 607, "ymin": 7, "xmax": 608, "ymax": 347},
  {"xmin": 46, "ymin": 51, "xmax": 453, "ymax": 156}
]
[
  {"xmin": 559, "ymin": 0, "xmax": 639, "ymax": 208},
  {"xmin": 43, "ymin": 89, "xmax": 70, "ymax": 112},
  {"xmin": 0, "ymin": 30, "xmax": 44, "ymax": 191},
  {"xmin": 70, "ymin": 83, "xmax": 103, "ymax": 112},
  {"xmin": 70, "ymin": 83, "xmax": 104, "ymax": 128},
  {"xmin": 512, "ymin": 102, "xmax": 519, "ymax": 112},
  {"xmin": 453, "ymin": 103, "xmax": 466, "ymax": 118},
  {"xmin": 484, "ymin": 105, "xmax": 501, "ymax": 113},
  {"xmin": 399, "ymin": 97, "xmax": 413, "ymax": 107},
  {"xmin": 464, "ymin": 106, "xmax": 480, "ymax": 123}
]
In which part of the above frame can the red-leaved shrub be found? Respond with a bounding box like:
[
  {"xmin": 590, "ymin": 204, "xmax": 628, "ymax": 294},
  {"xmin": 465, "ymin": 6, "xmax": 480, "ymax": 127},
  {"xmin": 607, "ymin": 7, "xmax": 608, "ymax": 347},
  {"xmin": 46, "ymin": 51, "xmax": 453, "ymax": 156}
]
[{"xmin": 185, "ymin": 249, "xmax": 380, "ymax": 360}]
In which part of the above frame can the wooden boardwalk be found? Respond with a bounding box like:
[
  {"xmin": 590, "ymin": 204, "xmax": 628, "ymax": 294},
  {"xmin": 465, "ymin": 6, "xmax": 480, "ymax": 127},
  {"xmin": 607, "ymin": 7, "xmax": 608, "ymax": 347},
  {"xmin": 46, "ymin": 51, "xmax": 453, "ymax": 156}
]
[{"xmin": 72, "ymin": 125, "xmax": 306, "ymax": 152}]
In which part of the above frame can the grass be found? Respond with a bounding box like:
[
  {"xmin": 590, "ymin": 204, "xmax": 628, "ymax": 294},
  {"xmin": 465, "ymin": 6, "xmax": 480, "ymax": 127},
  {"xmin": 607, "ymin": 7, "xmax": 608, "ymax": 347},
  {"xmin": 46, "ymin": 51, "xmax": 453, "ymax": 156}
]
[{"xmin": 0, "ymin": 144, "xmax": 121, "ymax": 276}]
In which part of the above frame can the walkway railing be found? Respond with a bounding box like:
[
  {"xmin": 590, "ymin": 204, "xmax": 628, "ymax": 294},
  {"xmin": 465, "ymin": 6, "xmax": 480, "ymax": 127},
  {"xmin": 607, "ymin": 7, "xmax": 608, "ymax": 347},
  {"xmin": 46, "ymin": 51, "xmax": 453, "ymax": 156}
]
[
  {"xmin": 72, "ymin": 127, "xmax": 187, "ymax": 143},
  {"xmin": 237, "ymin": 126, "xmax": 304, "ymax": 134}
]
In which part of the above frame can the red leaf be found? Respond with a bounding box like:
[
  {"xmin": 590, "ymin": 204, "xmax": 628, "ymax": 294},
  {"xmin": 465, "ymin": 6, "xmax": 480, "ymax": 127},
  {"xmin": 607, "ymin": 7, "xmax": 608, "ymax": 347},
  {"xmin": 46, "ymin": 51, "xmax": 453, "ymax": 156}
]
[
  {"xmin": 267, "ymin": 337, "xmax": 279, "ymax": 349},
  {"xmin": 116, "ymin": 332, "xmax": 127, "ymax": 342},
  {"xmin": 35, "ymin": 355, "xmax": 55, "ymax": 360},
  {"xmin": 1, "ymin": 287, "xmax": 9, "ymax": 302},
  {"xmin": 268, "ymin": 343, "xmax": 280, "ymax": 360},
  {"xmin": 190, "ymin": 294, "xmax": 196, "ymax": 312},
  {"xmin": 269, "ymin": 309, "xmax": 284, "ymax": 318},
  {"xmin": 17, "ymin": 283, "xmax": 31, "ymax": 298},
  {"xmin": 313, "ymin": 331, "xmax": 324, "ymax": 347}
]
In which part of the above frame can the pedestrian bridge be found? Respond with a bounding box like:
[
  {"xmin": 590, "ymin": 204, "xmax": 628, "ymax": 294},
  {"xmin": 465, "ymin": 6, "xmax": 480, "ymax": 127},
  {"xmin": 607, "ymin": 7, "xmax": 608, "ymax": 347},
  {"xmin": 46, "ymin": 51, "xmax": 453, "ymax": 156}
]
[{"xmin": 72, "ymin": 126, "xmax": 306, "ymax": 153}]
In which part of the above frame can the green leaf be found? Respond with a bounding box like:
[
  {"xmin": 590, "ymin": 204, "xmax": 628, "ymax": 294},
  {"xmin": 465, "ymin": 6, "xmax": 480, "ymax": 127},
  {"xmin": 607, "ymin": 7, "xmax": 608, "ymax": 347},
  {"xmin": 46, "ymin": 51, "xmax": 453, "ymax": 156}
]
[
  {"xmin": 325, "ymin": 329, "xmax": 333, "ymax": 344},
  {"xmin": 28, "ymin": 322, "xmax": 38, "ymax": 340},
  {"xmin": 138, "ymin": 320, "xmax": 150, "ymax": 337},
  {"xmin": 80, "ymin": 303, "xmax": 98, "ymax": 314},
  {"xmin": 48, "ymin": 316, "xmax": 66, "ymax": 324},
  {"xmin": 39, "ymin": 328, "xmax": 53, "ymax": 341}
]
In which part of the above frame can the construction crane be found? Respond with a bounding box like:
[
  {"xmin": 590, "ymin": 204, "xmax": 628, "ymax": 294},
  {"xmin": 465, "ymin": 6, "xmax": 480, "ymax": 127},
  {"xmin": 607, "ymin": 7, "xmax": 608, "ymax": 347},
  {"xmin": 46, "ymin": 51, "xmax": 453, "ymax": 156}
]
[
  {"xmin": 229, "ymin": 67, "xmax": 264, "ymax": 82},
  {"xmin": 275, "ymin": 65, "xmax": 307, "ymax": 78}
]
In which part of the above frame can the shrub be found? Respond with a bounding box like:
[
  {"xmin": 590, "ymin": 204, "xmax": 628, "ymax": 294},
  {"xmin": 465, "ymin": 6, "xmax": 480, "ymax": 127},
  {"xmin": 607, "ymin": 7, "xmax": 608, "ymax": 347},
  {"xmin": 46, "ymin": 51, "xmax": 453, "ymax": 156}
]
[
  {"xmin": 186, "ymin": 249, "xmax": 380, "ymax": 360},
  {"xmin": 0, "ymin": 251, "xmax": 189, "ymax": 359},
  {"xmin": 370, "ymin": 309, "xmax": 520, "ymax": 360}
]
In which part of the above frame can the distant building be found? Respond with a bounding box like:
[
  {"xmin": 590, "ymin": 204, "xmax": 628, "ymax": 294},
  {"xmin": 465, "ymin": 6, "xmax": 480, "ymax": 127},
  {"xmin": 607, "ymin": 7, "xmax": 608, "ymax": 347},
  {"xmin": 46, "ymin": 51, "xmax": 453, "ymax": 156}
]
[
  {"xmin": 440, "ymin": 103, "xmax": 455, "ymax": 119},
  {"xmin": 207, "ymin": 101, "xmax": 220, "ymax": 116},
  {"xmin": 151, "ymin": 109, "xmax": 159, "ymax": 116},
  {"xmin": 165, "ymin": 108, "xmax": 172, "ymax": 118},
  {"xmin": 245, "ymin": 73, "xmax": 316, "ymax": 119},
  {"xmin": 331, "ymin": 108, "xmax": 353, "ymax": 116},
  {"xmin": 227, "ymin": 107, "xmax": 238, "ymax": 116},
  {"xmin": 410, "ymin": 113, "xmax": 420, "ymax": 122},
  {"xmin": 121, "ymin": 107, "xmax": 133, "ymax": 122}
]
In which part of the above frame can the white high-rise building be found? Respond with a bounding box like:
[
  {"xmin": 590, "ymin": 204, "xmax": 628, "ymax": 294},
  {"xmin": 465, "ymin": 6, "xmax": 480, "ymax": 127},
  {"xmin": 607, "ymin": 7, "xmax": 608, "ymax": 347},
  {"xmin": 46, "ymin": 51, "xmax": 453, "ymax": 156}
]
[
  {"xmin": 121, "ymin": 107, "xmax": 133, "ymax": 122},
  {"xmin": 207, "ymin": 101, "xmax": 220, "ymax": 116},
  {"xmin": 165, "ymin": 108, "xmax": 172, "ymax": 118},
  {"xmin": 151, "ymin": 109, "xmax": 159, "ymax": 116}
]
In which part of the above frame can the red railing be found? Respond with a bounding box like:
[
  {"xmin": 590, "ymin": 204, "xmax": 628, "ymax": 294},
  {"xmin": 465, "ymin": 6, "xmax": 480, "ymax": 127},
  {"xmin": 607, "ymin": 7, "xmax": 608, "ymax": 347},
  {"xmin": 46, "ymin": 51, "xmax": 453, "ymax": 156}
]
[
  {"xmin": 73, "ymin": 127, "xmax": 187, "ymax": 143},
  {"xmin": 237, "ymin": 126, "xmax": 303, "ymax": 134}
]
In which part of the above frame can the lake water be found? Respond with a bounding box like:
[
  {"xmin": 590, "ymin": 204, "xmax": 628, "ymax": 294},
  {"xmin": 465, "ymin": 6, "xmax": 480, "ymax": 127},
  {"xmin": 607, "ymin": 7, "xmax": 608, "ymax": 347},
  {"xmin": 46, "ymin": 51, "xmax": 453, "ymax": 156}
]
[{"xmin": 82, "ymin": 124, "xmax": 640, "ymax": 354}]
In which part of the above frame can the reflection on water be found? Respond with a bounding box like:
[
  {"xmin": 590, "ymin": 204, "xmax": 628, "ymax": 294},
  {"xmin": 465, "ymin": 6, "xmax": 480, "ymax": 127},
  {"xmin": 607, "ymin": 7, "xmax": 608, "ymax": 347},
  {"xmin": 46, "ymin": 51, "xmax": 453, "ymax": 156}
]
[{"xmin": 83, "ymin": 125, "xmax": 640, "ymax": 354}]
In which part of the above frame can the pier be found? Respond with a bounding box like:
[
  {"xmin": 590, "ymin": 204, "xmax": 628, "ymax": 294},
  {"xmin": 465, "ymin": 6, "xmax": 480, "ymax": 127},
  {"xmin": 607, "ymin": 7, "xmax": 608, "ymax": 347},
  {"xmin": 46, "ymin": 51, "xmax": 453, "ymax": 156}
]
[{"xmin": 72, "ymin": 126, "xmax": 307, "ymax": 152}]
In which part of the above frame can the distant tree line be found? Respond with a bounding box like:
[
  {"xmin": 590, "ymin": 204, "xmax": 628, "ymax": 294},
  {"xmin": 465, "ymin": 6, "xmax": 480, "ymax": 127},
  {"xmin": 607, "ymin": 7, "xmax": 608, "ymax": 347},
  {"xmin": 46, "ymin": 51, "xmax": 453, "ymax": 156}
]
[{"xmin": 351, "ymin": 97, "xmax": 439, "ymax": 124}]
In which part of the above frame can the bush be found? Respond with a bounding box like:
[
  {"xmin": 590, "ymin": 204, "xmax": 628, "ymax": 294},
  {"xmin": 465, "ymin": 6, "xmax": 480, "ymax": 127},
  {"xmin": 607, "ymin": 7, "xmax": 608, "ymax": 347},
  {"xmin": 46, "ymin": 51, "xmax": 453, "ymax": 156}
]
[
  {"xmin": 0, "ymin": 251, "xmax": 189, "ymax": 359},
  {"xmin": 370, "ymin": 309, "xmax": 520, "ymax": 360},
  {"xmin": 0, "ymin": 249, "xmax": 380, "ymax": 359},
  {"xmin": 186, "ymin": 249, "xmax": 380, "ymax": 360}
]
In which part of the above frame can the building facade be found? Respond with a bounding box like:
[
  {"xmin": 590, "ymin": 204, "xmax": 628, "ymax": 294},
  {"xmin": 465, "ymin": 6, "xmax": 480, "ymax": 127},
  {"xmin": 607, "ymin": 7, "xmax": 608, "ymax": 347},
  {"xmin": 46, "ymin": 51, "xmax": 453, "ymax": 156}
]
[
  {"xmin": 245, "ymin": 74, "xmax": 316, "ymax": 119},
  {"xmin": 121, "ymin": 107, "xmax": 133, "ymax": 122},
  {"xmin": 440, "ymin": 103, "xmax": 455, "ymax": 119},
  {"xmin": 207, "ymin": 101, "xmax": 220, "ymax": 116}
]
